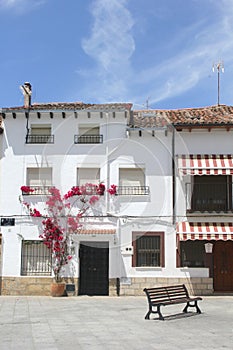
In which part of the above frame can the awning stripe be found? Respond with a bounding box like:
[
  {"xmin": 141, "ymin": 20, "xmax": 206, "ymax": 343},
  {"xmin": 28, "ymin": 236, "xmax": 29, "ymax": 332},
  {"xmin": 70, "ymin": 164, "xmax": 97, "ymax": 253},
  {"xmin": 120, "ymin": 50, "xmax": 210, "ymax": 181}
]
[
  {"xmin": 177, "ymin": 154, "xmax": 233, "ymax": 175},
  {"xmin": 77, "ymin": 229, "xmax": 116, "ymax": 235},
  {"xmin": 176, "ymin": 222, "xmax": 233, "ymax": 240}
]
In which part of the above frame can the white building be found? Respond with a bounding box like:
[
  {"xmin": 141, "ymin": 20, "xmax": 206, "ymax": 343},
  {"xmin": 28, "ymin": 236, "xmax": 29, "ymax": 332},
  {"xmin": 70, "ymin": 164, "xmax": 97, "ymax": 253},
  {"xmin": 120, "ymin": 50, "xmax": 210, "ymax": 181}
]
[{"xmin": 0, "ymin": 83, "xmax": 233, "ymax": 296}]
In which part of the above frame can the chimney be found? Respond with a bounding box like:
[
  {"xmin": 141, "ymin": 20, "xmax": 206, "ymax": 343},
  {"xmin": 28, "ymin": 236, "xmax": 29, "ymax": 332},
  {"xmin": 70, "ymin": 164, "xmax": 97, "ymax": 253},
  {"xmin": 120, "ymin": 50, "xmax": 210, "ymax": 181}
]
[{"xmin": 20, "ymin": 82, "xmax": 32, "ymax": 108}]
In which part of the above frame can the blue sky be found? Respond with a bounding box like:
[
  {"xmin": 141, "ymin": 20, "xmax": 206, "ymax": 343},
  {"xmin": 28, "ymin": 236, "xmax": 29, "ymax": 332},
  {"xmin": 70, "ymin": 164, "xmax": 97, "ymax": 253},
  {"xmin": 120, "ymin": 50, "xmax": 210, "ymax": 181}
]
[{"xmin": 0, "ymin": 0, "xmax": 233, "ymax": 109}]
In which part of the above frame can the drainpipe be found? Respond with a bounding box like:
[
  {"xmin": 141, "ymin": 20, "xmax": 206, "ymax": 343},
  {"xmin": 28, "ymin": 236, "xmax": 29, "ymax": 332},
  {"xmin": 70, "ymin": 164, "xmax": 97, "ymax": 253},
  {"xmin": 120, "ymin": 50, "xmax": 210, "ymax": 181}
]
[{"xmin": 172, "ymin": 125, "xmax": 176, "ymax": 225}]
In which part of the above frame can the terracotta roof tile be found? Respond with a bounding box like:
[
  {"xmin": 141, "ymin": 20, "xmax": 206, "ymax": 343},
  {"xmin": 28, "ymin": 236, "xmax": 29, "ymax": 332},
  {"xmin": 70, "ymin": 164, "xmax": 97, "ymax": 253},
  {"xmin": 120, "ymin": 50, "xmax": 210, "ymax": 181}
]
[
  {"xmin": 132, "ymin": 105, "xmax": 233, "ymax": 128},
  {"xmin": 2, "ymin": 102, "xmax": 132, "ymax": 112}
]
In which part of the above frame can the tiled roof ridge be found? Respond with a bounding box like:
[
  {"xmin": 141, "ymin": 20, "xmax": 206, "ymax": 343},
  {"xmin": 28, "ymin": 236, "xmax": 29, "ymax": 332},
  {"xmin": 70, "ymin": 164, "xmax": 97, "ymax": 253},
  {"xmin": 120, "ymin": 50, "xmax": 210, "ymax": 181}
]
[{"xmin": 2, "ymin": 101, "xmax": 133, "ymax": 111}]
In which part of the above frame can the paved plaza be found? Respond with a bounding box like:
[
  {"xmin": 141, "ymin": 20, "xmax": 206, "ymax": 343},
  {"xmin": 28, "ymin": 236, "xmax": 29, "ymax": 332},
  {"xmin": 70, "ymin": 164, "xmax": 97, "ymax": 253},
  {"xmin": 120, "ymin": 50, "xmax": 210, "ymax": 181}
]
[{"xmin": 0, "ymin": 295, "xmax": 232, "ymax": 349}]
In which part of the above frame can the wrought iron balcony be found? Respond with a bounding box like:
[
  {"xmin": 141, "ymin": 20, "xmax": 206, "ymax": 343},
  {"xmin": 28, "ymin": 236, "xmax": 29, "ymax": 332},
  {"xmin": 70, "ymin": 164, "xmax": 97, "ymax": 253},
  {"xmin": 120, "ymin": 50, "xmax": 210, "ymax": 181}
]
[
  {"xmin": 26, "ymin": 134, "xmax": 54, "ymax": 144},
  {"xmin": 74, "ymin": 134, "xmax": 103, "ymax": 144},
  {"xmin": 186, "ymin": 182, "xmax": 232, "ymax": 212},
  {"xmin": 21, "ymin": 186, "xmax": 54, "ymax": 196},
  {"xmin": 116, "ymin": 186, "xmax": 150, "ymax": 196}
]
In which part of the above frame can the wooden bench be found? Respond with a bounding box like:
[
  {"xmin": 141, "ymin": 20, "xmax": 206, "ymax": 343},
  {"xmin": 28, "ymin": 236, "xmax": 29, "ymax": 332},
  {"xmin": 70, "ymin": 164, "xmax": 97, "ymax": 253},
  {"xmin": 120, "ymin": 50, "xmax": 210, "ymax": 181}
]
[{"xmin": 143, "ymin": 284, "xmax": 202, "ymax": 320}]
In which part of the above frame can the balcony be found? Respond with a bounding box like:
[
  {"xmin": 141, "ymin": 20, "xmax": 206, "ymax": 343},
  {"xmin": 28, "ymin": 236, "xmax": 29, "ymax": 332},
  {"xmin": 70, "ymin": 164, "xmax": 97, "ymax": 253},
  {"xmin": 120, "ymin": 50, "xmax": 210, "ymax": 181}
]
[
  {"xmin": 74, "ymin": 134, "xmax": 103, "ymax": 144},
  {"xmin": 186, "ymin": 182, "xmax": 232, "ymax": 212},
  {"xmin": 21, "ymin": 186, "xmax": 54, "ymax": 196},
  {"xmin": 116, "ymin": 186, "xmax": 150, "ymax": 196},
  {"xmin": 26, "ymin": 135, "xmax": 54, "ymax": 144}
]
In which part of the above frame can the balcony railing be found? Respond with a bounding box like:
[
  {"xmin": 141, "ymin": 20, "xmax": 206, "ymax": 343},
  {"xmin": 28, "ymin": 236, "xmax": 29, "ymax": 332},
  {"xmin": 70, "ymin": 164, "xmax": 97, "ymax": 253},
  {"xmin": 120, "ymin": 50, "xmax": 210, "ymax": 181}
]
[
  {"xmin": 21, "ymin": 186, "xmax": 54, "ymax": 196},
  {"xmin": 186, "ymin": 182, "xmax": 232, "ymax": 212},
  {"xmin": 74, "ymin": 134, "xmax": 103, "ymax": 144},
  {"xmin": 116, "ymin": 186, "xmax": 150, "ymax": 196},
  {"xmin": 26, "ymin": 135, "xmax": 54, "ymax": 144}
]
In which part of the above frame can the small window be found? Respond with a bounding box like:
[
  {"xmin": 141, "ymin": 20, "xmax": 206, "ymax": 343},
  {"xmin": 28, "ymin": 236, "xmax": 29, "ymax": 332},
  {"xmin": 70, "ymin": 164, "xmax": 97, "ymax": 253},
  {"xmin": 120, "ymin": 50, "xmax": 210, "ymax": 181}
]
[
  {"xmin": 132, "ymin": 232, "xmax": 164, "ymax": 267},
  {"xmin": 180, "ymin": 241, "xmax": 206, "ymax": 267},
  {"xmin": 25, "ymin": 168, "xmax": 52, "ymax": 195},
  {"xmin": 74, "ymin": 125, "xmax": 103, "ymax": 144},
  {"xmin": 27, "ymin": 168, "xmax": 52, "ymax": 187},
  {"xmin": 31, "ymin": 124, "xmax": 51, "ymax": 135},
  {"xmin": 77, "ymin": 168, "xmax": 100, "ymax": 186},
  {"xmin": 79, "ymin": 125, "xmax": 99, "ymax": 136},
  {"xmin": 26, "ymin": 124, "xmax": 54, "ymax": 144},
  {"xmin": 118, "ymin": 168, "xmax": 149, "ymax": 195},
  {"xmin": 190, "ymin": 175, "xmax": 231, "ymax": 212},
  {"xmin": 21, "ymin": 240, "xmax": 52, "ymax": 276}
]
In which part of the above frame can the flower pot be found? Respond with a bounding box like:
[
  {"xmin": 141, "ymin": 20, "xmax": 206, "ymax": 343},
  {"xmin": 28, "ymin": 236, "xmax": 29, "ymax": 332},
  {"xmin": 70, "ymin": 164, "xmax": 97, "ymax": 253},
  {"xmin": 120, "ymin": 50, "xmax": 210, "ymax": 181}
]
[{"xmin": 50, "ymin": 282, "xmax": 66, "ymax": 297}]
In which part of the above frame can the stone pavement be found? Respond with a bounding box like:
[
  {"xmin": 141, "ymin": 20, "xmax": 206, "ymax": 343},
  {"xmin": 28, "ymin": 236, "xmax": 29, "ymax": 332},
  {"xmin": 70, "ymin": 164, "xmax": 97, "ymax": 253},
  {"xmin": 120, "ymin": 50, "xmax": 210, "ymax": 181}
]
[{"xmin": 0, "ymin": 295, "xmax": 232, "ymax": 350}]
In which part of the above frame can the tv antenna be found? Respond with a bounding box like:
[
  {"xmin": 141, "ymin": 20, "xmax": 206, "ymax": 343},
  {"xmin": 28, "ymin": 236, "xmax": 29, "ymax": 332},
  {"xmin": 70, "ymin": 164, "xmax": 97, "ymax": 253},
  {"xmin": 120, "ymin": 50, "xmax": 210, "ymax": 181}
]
[{"xmin": 212, "ymin": 61, "xmax": 224, "ymax": 106}]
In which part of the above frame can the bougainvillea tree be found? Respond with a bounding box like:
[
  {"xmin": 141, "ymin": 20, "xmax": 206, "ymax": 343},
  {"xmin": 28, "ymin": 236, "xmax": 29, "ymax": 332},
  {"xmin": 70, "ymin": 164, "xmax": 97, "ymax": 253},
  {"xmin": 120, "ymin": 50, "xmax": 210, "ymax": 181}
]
[{"xmin": 20, "ymin": 183, "xmax": 116, "ymax": 282}]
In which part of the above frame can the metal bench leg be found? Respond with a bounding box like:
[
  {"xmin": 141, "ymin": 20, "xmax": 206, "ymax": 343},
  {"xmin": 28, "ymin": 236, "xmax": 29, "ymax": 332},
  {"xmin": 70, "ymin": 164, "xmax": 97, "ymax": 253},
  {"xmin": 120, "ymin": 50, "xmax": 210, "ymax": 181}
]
[
  {"xmin": 145, "ymin": 310, "xmax": 151, "ymax": 320},
  {"xmin": 195, "ymin": 300, "xmax": 202, "ymax": 314},
  {"xmin": 183, "ymin": 303, "xmax": 189, "ymax": 313},
  {"xmin": 157, "ymin": 305, "xmax": 165, "ymax": 321},
  {"xmin": 183, "ymin": 301, "xmax": 202, "ymax": 314}
]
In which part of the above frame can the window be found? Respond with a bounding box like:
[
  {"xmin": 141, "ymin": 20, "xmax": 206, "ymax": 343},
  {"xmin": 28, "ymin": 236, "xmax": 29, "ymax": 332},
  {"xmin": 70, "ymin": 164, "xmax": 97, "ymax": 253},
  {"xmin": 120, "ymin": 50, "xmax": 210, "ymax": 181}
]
[
  {"xmin": 118, "ymin": 168, "xmax": 149, "ymax": 195},
  {"xmin": 26, "ymin": 168, "xmax": 52, "ymax": 195},
  {"xmin": 189, "ymin": 175, "xmax": 232, "ymax": 212},
  {"xmin": 74, "ymin": 125, "xmax": 103, "ymax": 144},
  {"xmin": 180, "ymin": 241, "xmax": 208, "ymax": 267},
  {"xmin": 26, "ymin": 124, "xmax": 54, "ymax": 144},
  {"xmin": 21, "ymin": 240, "xmax": 52, "ymax": 276},
  {"xmin": 132, "ymin": 232, "xmax": 164, "ymax": 267},
  {"xmin": 77, "ymin": 168, "xmax": 101, "ymax": 194},
  {"xmin": 77, "ymin": 168, "xmax": 100, "ymax": 185}
]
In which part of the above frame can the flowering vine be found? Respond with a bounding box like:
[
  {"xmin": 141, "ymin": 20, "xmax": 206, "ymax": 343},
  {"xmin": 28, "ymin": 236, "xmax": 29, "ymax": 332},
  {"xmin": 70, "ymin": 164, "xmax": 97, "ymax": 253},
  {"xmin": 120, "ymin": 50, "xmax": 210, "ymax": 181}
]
[{"xmin": 19, "ymin": 183, "xmax": 116, "ymax": 282}]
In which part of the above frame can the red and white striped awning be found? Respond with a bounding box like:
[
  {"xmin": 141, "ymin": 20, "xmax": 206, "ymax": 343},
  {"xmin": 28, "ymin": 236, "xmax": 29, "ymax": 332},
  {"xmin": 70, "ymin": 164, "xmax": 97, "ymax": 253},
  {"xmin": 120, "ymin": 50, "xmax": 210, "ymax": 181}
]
[
  {"xmin": 177, "ymin": 154, "xmax": 233, "ymax": 175},
  {"xmin": 177, "ymin": 222, "xmax": 233, "ymax": 240},
  {"xmin": 77, "ymin": 229, "xmax": 116, "ymax": 235}
]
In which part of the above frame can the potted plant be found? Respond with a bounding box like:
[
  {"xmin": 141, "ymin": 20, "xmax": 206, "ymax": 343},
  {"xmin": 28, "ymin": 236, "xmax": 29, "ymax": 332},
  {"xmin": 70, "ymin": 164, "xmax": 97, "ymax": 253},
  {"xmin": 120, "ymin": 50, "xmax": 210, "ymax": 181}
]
[{"xmin": 20, "ymin": 183, "xmax": 115, "ymax": 296}]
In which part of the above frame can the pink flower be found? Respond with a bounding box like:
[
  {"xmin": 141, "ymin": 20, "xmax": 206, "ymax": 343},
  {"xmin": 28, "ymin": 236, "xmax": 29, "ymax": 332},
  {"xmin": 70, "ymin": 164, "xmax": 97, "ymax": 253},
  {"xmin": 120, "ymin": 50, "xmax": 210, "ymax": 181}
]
[
  {"xmin": 89, "ymin": 195, "xmax": 99, "ymax": 205},
  {"xmin": 21, "ymin": 186, "xmax": 34, "ymax": 194},
  {"xmin": 107, "ymin": 184, "xmax": 117, "ymax": 195}
]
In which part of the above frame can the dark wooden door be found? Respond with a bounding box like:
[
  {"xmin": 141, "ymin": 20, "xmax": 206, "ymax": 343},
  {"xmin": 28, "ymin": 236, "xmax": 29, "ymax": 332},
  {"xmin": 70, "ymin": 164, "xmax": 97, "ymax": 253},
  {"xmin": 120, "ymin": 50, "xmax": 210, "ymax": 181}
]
[
  {"xmin": 213, "ymin": 241, "xmax": 233, "ymax": 291},
  {"xmin": 78, "ymin": 241, "xmax": 109, "ymax": 296}
]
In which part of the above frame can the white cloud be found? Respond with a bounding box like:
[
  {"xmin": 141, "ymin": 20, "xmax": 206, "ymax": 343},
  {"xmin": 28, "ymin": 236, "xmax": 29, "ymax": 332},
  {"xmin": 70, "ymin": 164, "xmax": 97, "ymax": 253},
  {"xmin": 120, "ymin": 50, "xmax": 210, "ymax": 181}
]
[
  {"xmin": 0, "ymin": 0, "xmax": 45, "ymax": 12},
  {"xmin": 78, "ymin": 0, "xmax": 233, "ymax": 106},
  {"xmin": 81, "ymin": 0, "xmax": 135, "ymax": 101}
]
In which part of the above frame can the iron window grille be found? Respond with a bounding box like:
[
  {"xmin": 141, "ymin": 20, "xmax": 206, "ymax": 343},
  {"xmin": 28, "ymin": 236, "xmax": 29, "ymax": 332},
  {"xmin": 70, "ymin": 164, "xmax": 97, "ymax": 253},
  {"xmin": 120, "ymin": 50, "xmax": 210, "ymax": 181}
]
[
  {"xmin": 26, "ymin": 135, "xmax": 54, "ymax": 144},
  {"xmin": 21, "ymin": 186, "xmax": 54, "ymax": 196},
  {"xmin": 21, "ymin": 240, "xmax": 52, "ymax": 276},
  {"xmin": 132, "ymin": 232, "xmax": 164, "ymax": 267},
  {"xmin": 117, "ymin": 186, "xmax": 150, "ymax": 195},
  {"xmin": 74, "ymin": 134, "xmax": 103, "ymax": 144},
  {"xmin": 186, "ymin": 176, "xmax": 232, "ymax": 212}
]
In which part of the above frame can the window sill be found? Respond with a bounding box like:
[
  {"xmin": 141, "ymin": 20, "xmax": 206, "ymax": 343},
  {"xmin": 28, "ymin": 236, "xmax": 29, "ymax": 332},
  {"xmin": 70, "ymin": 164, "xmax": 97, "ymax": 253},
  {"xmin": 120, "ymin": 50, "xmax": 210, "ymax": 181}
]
[
  {"xmin": 135, "ymin": 267, "xmax": 162, "ymax": 271},
  {"xmin": 187, "ymin": 210, "xmax": 233, "ymax": 216}
]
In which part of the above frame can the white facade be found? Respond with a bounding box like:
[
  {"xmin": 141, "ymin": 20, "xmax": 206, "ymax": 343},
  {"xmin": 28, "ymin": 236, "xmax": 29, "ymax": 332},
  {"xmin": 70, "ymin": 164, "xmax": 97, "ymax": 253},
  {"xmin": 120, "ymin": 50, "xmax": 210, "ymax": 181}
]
[{"xmin": 1, "ymin": 100, "xmax": 233, "ymax": 296}]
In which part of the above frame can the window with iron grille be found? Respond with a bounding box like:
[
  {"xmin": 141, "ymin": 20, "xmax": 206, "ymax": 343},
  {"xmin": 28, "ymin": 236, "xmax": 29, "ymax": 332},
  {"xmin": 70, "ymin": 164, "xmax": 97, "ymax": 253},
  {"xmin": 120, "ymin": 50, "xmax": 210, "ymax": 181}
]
[
  {"xmin": 188, "ymin": 175, "xmax": 232, "ymax": 212},
  {"xmin": 132, "ymin": 232, "xmax": 164, "ymax": 267},
  {"xmin": 26, "ymin": 124, "xmax": 54, "ymax": 144},
  {"xmin": 24, "ymin": 167, "xmax": 53, "ymax": 195},
  {"xmin": 75, "ymin": 125, "xmax": 103, "ymax": 144},
  {"xmin": 118, "ymin": 167, "xmax": 149, "ymax": 195},
  {"xmin": 21, "ymin": 240, "xmax": 52, "ymax": 276}
]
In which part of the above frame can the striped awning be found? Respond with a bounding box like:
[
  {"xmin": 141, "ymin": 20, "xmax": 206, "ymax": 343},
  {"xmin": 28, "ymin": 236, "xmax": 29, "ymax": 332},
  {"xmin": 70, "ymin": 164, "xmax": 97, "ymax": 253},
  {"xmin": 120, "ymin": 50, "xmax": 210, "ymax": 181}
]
[
  {"xmin": 77, "ymin": 229, "xmax": 116, "ymax": 235},
  {"xmin": 177, "ymin": 222, "xmax": 233, "ymax": 240},
  {"xmin": 177, "ymin": 154, "xmax": 233, "ymax": 175}
]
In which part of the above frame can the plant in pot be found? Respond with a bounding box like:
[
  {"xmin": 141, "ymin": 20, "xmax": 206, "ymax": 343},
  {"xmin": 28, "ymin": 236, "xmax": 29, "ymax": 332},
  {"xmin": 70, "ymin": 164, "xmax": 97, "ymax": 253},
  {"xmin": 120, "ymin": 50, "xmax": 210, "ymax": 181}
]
[{"xmin": 20, "ymin": 183, "xmax": 116, "ymax": 296}]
